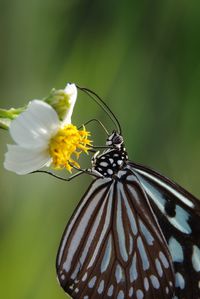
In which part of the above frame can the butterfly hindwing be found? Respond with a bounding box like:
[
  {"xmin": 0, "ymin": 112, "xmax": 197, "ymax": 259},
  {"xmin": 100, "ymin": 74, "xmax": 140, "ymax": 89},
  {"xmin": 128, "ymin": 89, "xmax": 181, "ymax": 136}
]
[
  {"xmin": 56, "ymin": 168, "xmax": 175, "ymax": 299},
  {"xmin": 130, "ymin": 161, "xmax": 200, "ymax": 299}
]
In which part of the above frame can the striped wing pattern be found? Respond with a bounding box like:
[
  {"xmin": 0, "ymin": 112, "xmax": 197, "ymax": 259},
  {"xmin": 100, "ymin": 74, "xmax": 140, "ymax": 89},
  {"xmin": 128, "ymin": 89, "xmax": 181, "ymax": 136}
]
[
  {"xmin": 56, "ymin": 169, "xmax": 175, "ymax": 299},
  {"xmin": 130, "ymin": 162, "xmax": 200, "ymax": 299}
]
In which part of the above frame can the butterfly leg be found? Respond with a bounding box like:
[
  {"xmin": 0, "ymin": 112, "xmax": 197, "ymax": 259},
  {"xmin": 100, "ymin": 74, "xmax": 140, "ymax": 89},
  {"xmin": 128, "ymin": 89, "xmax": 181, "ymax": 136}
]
[
  {"xmin": 70, "ymin": 164, "xmax": 104, "ymax": 179},
  {"xmin": 30, "ymin": 169, "xmax": 85, "ymax": 181},
  {"xmin": 31, "ymin": 164, "xmax": 103, "ymax": 182}
]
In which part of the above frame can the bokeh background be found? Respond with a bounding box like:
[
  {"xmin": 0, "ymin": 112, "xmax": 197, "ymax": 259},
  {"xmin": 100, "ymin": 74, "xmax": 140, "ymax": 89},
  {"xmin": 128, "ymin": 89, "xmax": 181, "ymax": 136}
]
[{"xmin": 0, "ymin": 1, "xmax": 200, "ymax": 298}]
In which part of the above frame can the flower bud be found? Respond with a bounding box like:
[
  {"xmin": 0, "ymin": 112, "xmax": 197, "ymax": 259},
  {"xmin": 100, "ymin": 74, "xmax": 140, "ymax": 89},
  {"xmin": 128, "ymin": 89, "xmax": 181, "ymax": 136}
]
[{"xmin": 45, "ymin": 83, "xmax": 77, "ymax": 123}]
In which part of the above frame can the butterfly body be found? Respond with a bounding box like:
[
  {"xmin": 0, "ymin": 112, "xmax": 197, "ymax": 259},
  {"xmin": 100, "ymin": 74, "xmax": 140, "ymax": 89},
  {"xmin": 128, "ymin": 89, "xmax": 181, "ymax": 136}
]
[
  {"xmin": 92, "ymin": 147, "xmax": 128, "ymax": 179},
  {"xmin": 56, "ymin": 132, "xmax": 200, "ymax": 299}
]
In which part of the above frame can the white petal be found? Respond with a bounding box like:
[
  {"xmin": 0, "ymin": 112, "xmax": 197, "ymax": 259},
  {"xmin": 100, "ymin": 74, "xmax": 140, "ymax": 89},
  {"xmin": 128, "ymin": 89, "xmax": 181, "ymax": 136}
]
[
  {"xmin": 10, "ymin": 100, "xmax": 59, "ymax": 148},
  {"xmin": 4, "ymin": 144, "xmax": 51, "ymax": 175},
  {"xmin": 62, "ymin": 83, "xmax": 77, "ymax": 125}
]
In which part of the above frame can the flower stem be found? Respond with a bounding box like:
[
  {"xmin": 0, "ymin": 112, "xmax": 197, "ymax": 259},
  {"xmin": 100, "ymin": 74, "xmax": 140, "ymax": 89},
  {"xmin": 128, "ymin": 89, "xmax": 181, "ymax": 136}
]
[{"xmin": 0, "ymin": 107, "xmax": 26, "ymax": 119}]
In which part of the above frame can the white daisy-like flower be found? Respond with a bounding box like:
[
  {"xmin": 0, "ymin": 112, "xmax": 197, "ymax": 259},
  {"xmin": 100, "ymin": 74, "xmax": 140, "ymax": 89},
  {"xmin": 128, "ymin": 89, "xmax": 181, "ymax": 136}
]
[{"xmin": 4, "ymin": 83, "xmax": 91, "ymax": 175}]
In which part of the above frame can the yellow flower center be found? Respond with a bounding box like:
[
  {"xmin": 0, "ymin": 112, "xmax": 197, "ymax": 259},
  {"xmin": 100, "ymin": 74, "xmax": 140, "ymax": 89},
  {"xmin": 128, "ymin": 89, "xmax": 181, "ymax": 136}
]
[{"xmin": 49, "ymin": 124, "xmax": 92, "ymax": 172}]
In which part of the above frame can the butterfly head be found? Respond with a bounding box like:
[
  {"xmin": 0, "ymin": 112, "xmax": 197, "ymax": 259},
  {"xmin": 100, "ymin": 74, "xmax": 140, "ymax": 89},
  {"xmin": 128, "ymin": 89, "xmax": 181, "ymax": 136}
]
[{"xmin": 106, "ymin": 131, "xmax": 124, "ymax": 150}]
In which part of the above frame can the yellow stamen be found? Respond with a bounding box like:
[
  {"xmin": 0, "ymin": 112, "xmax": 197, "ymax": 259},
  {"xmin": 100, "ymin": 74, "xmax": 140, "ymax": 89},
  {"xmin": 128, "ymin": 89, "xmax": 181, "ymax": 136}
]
[{"xmin": 49, "ymin": 124, "xmax": 92, "ymax": 172}]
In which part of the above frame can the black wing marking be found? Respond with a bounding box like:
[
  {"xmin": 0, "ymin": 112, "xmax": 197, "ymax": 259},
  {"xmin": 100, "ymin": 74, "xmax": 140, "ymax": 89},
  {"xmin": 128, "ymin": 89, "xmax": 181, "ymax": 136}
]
[
  {"xmin": 56, "ymin": 169, "xmax": 175, "ymax": 299},
  {"xmin": 129, "ymin": 161, "xmax": 200, "ymax": 299}
]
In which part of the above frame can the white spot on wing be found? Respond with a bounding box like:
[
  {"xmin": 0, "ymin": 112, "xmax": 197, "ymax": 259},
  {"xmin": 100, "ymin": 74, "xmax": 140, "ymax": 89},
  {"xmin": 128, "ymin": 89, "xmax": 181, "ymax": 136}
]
[
  {"xmin": 159, "ymin": 251, "xmax": 169, "ymax": 269},
  {"xmin": 74, "ymin": 279, "xmax": 79, "ymax": 283},
  {"xmin": 107, "ymin": 285, "xmax": 114, "ymax": 296},
  {"xmin": 139, "ymin": 220, "xmax": 154, "ymax": 245},
  {"xmin": 192, "ymin": 245, "xmax": 200, "ymax": 272},
  {"xmin": 130, "ymin": 253, "xmax": 138, "ymax": 283},
  {"xmin": 136, "ymin": 289, "xmax": 144, "ymax": 299},
  {"xmin": 129, "ymin": 234, "xmax": 133, "ymax": 255},
  {"xmin": 175, "ymin": 272, "xmax": 185, "ymax": 289},
  {"xmin": 82, "ymin": 272, "xmax": 87, "ymax": 281},
  {"xmin": 137, "ymin": 236, "xmax": 150, "ymax": 270},
  {"xmin": 71, "ymin": 263, "xmax": 80, "ymax": 279},
  {"xmin": 129, "ymin": 287, "xmax": 134, "ymax": 297},
  {"xmin": 115, "ymin": 264, "xmax": 124, "ymax": 283},
  {"xmin": 98, "ymin": 280, "xmax": 105, "ymax": 294},
  {"xmin": 116, "ymin": 191, "xmax": 128, "ymax": 262},
  {"xmin": 150, "ymin": 275, "xmax": 160, "ymax": 289},
  {"xmin": 169, "ymin": 205, "xmax": 191, "ymax": 234},
  {"xmin": 155, "ymin": 258, "xmax": 163, "ymax": 277},
  {"xmin": 101, "ymin": 235, "xmax": 112, "ymax": 273},
  {"xmin": 117, "ymin": 290, "xmax": 124, "ymax": 299},
  {"xmin": 88, "ymin": 276, "xmax": 97, "ymax": 288},
  {"xmin": 144, "ymin": 277, "xmax": 149, "ymax": 291},
  {"xmin": 122, "ymin": 185, "xmax": 138, "ymax": 235},
  {"xmin": 168, "ymin": 237, "xmax": 184, "ymax": 263}
]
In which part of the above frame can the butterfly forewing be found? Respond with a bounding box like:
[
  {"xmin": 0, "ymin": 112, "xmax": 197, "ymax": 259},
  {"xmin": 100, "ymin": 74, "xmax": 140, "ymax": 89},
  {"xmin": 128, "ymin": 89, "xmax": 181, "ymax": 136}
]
[
  {"xmin": 56, "ymin": 168, "xmax": 175, "ymax": 299},
  {"xmin": 130, "ymin": 161, "xmax": 200, "ymax": 299}
]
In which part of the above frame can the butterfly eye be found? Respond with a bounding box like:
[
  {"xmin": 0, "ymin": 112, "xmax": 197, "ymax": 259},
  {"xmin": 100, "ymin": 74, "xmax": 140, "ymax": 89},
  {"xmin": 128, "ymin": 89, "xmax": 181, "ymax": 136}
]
[{"xmin": 112, "ymin": 134, "xmax": 123, "ymax": 145}]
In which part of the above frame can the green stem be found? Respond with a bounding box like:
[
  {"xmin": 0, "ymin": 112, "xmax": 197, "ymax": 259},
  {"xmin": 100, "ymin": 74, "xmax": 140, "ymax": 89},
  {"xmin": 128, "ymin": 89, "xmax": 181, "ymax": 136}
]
[
  {"xmin": 0, "ymin": 106, "xmax": 26, "ymax": 130},
  {"xmin": 0, "ymin": 107, "xmax": 26, "ymax": 120}
]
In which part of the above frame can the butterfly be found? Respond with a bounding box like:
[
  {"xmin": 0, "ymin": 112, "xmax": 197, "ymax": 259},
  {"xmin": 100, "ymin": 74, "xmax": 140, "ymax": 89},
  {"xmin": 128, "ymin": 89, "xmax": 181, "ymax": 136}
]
[{"xmin": 55, "ymin": 88, "xmax": 200, "ymax": 299}]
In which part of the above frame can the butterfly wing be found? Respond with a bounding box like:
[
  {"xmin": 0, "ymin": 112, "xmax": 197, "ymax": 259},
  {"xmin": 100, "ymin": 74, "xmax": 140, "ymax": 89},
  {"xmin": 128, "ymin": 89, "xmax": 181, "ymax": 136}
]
[
  {"xmin": 129, "ymin": 161, "xmax": 200, "ymax": 299},
  {"xmin": 56, "ymin": 169, "xmax": 175, "ymax": 299}
]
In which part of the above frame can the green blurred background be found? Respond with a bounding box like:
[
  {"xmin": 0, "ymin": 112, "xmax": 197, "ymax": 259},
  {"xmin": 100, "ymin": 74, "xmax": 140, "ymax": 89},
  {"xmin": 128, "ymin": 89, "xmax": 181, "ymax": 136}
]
[{"xmin": 0, "ymin": 1, "xmax": 200, "ymax": 298}]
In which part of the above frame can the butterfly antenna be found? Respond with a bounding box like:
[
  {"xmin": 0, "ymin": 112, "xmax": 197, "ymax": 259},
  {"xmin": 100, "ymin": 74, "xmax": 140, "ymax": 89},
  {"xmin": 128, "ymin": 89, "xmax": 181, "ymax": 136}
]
[{"xmin": 77, "ymin": 85, "xmax": 122, "ymax": 134}]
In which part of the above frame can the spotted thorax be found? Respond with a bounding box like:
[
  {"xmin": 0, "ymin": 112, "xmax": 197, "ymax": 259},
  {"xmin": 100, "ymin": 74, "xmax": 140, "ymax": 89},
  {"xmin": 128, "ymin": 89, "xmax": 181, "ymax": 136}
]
[{"xmin": 4, "ymin": 83, "xmax": 92, "ymax": 174}]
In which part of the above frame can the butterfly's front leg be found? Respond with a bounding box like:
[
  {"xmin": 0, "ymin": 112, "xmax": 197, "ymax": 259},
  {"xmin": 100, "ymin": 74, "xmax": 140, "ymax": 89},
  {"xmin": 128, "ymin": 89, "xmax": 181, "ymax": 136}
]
[{"xmin": 71, "ymin": 162, "xmax": 104, "ymax": 179}]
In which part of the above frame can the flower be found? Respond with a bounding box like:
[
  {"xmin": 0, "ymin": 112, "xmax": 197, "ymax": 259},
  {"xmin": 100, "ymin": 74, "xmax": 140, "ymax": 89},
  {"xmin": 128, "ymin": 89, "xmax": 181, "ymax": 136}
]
[{"xmin": 4, "ymin": 84, "xmax": 92, "ymax": 175}]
